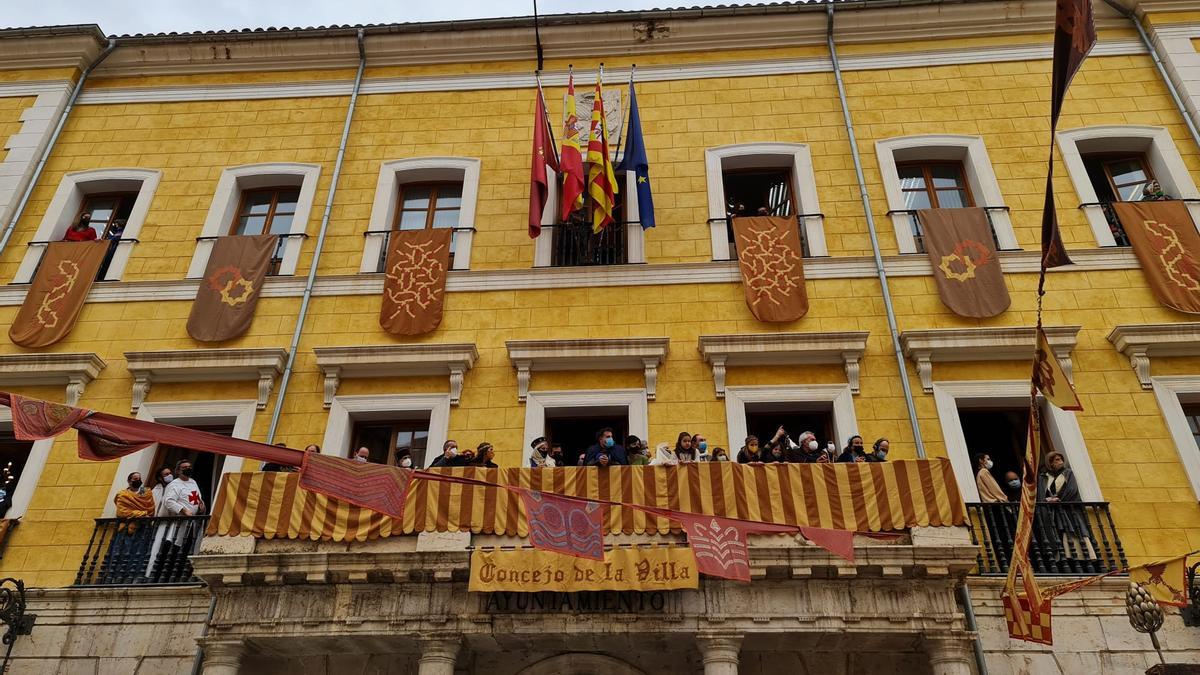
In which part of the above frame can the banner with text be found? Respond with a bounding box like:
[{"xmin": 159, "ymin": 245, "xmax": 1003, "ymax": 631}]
[{"xmin": 469, "ymin": 546, "xmax": 698, "ymax": 593}]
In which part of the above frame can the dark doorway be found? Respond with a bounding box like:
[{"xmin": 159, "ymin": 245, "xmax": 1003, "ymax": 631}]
[
  {"xmin": 0, "ymin": 431, "xmax": 31, "ymax": 518},
  {"xmin": 544, "ymin": 408, "xmax": 629, "ymax": 466},
  {"xmin": 958, "ymin": 408, "xmax": 1028, "ymax": 481},
  {"xmin": 152, "ymin": 424, "xmax": 234, "ymax": 505},
  {"xmin": 744, "ymin": 403, "xmax": 835, "ymax": 450},
  {"xmin": 352, "ymin": 417, "xmax": 431, "ymax": 467}
]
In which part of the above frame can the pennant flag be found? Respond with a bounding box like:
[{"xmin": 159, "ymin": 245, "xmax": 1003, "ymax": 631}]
[
  {"xmin": 379, "ymin": 228, "xmax": 452, "ymax": 335},
  {"xmin": 9, "ymin": 394, "xmax": 92, "ymax": 441},
  {"xmin": 559, "ymin": 70, "xmax": 586, "ymax": 221},
  {"xmin": 187, "ymin": 234, "xmax": 277, "ymax": 342},
  {"xmin": 615, "ymin": 79, "xmax": 654, "ymax": 230},
  {"xmin": 528, "ymin": 85, "xmax": 559, "ymax": 239},
  {"xmin": 9, "ymin": 240, "xmax": 108, "ymax": 348},
  {"xmin": 919, "ymin": 208, "xmax": 1010, "ymax": 318},
  {"xmin": 586, "ymin": 73, "xmax": 618, "ymax": 233},
  {"xmin": 799, "ymin": 526, "xmax": 855, "ymax": 563},
  {"xmin": 1035, "ymin": 326, "xmax": 1082, "ymax": 411},
  {"xmin": 1112, "ymin": 200, "xmax": 1200, "ymax": 314},
  {"xmin": 1129, "ymin": 553, "xmax": 1192, "ymax": 607},
  {"xmin": 674, "ymin": 512, "xmax": 797, "ymax": 582},
  {"xmin": 731, "ymin": 216, "xmax": 809, "ymax": 322},
  {"xmin": 1002, "ymin": 590, "xmax": 1054, "ymax": 645},
  {"xmin": 299, "ymin": 452, "xmax": 413, "ymax": 520},
  {"xmin": 518, "ymin": 489, "xmax": 605, "ymax": 561},
  {"xmin": 1002, "ymin": 404, "xmax": 1048, "ymax": 624}
]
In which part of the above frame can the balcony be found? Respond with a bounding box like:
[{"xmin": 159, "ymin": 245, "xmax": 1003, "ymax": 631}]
[
  {"xmin": 887, "ymin": 207, "xmax": 1008, "ymax": 254},
  {"xmin": 550, "ymin": 221, "xmax": 628, "ymax": 267},
  {"xmin": 966, "ymin": 501, "xmax": 1127, "ymax": 576},
  {"xmin": 74, "ymin": 515, "xmax": 209, "ymax": 586}
]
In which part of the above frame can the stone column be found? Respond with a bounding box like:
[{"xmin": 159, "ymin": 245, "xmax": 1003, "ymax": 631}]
[
  {"xmin": 924, "ymin": 636, "xmax": 974, "ymax": 675},
  {"xmin": 417, "ymin": 636, "xmax": 461, "ymax": 675},
  {"xmin": 201, "ymin": 640, "xmax": 246, "ymax": 675},
  {"xmin": 696, "ymin": 633, "xmax": 743, "ymax": 675}
]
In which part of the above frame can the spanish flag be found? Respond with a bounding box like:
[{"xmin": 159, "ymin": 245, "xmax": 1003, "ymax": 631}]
[
  {"xmin": 586, "ymin": 73, "xmax": 618, "ymax": 233},
  {"xmin": 559, "ymin": 70, "xmax": 585, "ymax": 221}
]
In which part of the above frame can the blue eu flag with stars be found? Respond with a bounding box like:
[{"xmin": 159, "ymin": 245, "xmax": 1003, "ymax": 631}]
[{"xmin": 616, "ymin": 82, "xmax": 654, "ymax": 230}]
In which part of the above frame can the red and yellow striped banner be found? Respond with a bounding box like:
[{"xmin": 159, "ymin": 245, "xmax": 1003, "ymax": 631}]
[{"xmin": 207, "ymin": 459, "xmax": 966, "ymax": 542}]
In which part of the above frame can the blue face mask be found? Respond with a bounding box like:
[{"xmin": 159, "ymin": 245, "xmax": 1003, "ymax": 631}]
[
  {"xmin": 1008, "ymin": 479, "xmax": 1021, "ymax": 489},
  {"xmin": 698, "ymin": 441, "xmax": 707, "ymax": 451},
  {"xmin": 604, "ymin": 437, "xmax": 614, "ymax": 448}
]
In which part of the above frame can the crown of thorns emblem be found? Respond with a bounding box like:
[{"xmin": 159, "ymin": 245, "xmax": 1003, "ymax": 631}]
[
  {"xmin": 938, "ymin": 240, "xmax": 994, "ymax": 282},
  {"xmin": 206, "ymin": 265, "xmax": 254, "ymax": 307}
]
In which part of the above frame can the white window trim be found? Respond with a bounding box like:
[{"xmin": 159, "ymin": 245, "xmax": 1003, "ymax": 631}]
[
  {"xmin": 1150, "ymin": 375, "xmax": 1200, "ymax": 500},
  {"xmin": 321, "ymin": 393, "xmax": 451, "ymax": 460},
  {"xmin": 102, "ymin": 399, "xmax": 258, "ymax": 517},
  {"xmin": 1056, "ymin": 125, "xmax": 1200, "ymax": 247},
  {"xmin": 704, "ymin": 142, "xmax": 828, "ymax": 261},
  {"xmin": 0, "ymin": 408, "xmax": 52, "ymax": 520},
  {"xmin": 533, "ymin": 170, "xmax": 645, "ymax": 267},
  {"xmin": 724, "ymin": 384, "xmax": 858, "ymax": 454},
  {"xmin": 360, "ymin": 157, "xmax": 480, "ymax": 272},
  {"xmin": 931, "ymin": 380, "xmax": 1101, "ymax": 503},
  {"xmin": 521, "ymin": 389, "xmax": 649, "ymax": 466},
  {"xmin": 874, "ymin": 134, "xmax": 1017, "ymax": 254},
  {"xmin": 14, "ymin": 167, "xmax": 162, "ymax": 282},
  {"xmin": 187, "ymin": 162, "xmax": 321, "ymax": 278}
]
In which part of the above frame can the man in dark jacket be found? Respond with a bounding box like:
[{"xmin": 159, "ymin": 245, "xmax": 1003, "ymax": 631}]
[{"xmin": 584, "ymin": 427, "xmax": 627, "ymax": 466}]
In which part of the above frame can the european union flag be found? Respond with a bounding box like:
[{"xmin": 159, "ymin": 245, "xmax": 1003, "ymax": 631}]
[{"xmin": 616, "ymin": 82, "xmax": 654, "ymax": 229}]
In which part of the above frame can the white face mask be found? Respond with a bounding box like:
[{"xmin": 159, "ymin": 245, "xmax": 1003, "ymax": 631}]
[
  {"xmin": 162, "ymin": 475, "xmax": 174, "ymax": 485},
  {"xmin": 985, "ymin": 460, "xmax": 994, "ymax": 470},
  {"xmin": 447, "ymin": 446, "xmax": 458, "ymax": 457},
  {"xmin": 807, "ymin": 440, "xmax": 819, "ymax": 451},
  {"xmin": 400, "ymin": 457, "xmax": 412, "ymax": 468},
  {"xmin": 355, "ymin": 455, "xmax": 369, "ymax": 463}
]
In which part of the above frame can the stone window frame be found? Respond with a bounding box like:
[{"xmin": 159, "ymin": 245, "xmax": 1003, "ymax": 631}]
[
  {"xmin": 931, "ymin": 379, "xmax": 1101, "ymax": 503},
  {"xmin": 1150, "ymin": 375, "xmax": 1200, "ymax": 500},
  {"xmin": 102, "ymin": 399, "xmax": 259, "ymax": 517},
  {"xmin": 521, "ymin": 389, "xmax": 649, "ymax": 466},
  {"xmin": 13, "ymin": 167, "xmax": 162, "ymax": 283},
  {"xmin": 874, "ymin": 134, "xmax": 1017, "ymax": 254},
  {"xmin": 532, "ymin": 169, "xmax": 646, "ymax": 267},
  {"xmin": 186, "ymin": 162, "xmax": 321, "ymax": 278},
  {"xmin": 1056, "ymin": 125, "xmax": 1200, "ymax": 247},
  {"xmin": 360, "ymin": 157, "xmax": 481, "ymax": 272},
  {"xmin": 321, "ymin": 393, "xmax": 451, "ymax": 460},
  {"xmin": 723, "ymin": 384, "xmax": 859, "ymax": 455},
  {"xmin": 703, "ymin": 142, "xmax": 828, "ymax": 261}
]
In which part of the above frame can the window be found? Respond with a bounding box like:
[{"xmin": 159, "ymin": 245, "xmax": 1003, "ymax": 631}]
[
  {"xmin": 1080, "ymin": 153, "xmax": 1156, "ymax": 247},
  {"xmin": 744, "ymin": 402, "xmax": 833, "ymax": 448},
  {"xmin": 550, "ymin": 177, "xmax": 627, "ymax": 267},
  {"xmin": 1150, "ymin": 377, "xmax": 1200, "ymax": 500},
  {"xmin": 722, "ymin": 168, "xmax": 809, "ymax": 258},
  {"xmin": 723, "ymin": 384, "xmax": 859, "ymax": 460},
  {"xmin": 545, "ymin": 408, "xmax": 629, "ymax": 466},
  {"xmin": 1184, "ymin": 402, "xmax": 1200, "ymax": 451},
  {"xmin": 361, "ymin": 158, "xmax": 480, "ymax": 273},
  {"xmin": 875, "ymin": 135, "xmax": 1017, "ymax": 254},
  {"xmin": 374, "ymin": 182, "xmax": 463, "ymax": 271},
  {"xmin": 152, "ymin": 424, "xmax": 233, "ymax": 505},
  {"xmin": 14, "ymin": 168, "xmax": 161, "ymax": 283},
  {"xmin": 704, "ymin": 143, "xmax": 827, "ymax": 260},
  {"xmin": 187, "ymin": 163, "xmax": 320, "ymax": 279},
  {"xmin": 0, "ymin": 432, "xmax": 30, "ymax": 519},
  {"xmin": 352, "ymin": 418, "xmax": 430, "ymax": 467}
]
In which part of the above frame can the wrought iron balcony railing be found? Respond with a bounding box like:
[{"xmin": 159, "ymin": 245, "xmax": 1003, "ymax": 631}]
[
  {"xmin": 886, "ymin": 206, "xmax": 1009, "ymax": 254},
  {"xmin": 549, "ymin": 221, "xmax": 628, "ymax": 267},
  {"xmin": 966, "ymin": 501, "xmax": 1127, "ymax": 576},
  {"xmin": 74, "ymin": 515, "xmax": 209, "ymax": 587}
]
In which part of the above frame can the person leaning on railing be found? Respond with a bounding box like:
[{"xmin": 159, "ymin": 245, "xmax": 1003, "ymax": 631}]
[
  {"xmin": 585, "ymin": 428, "xmax": 628, "ymax": 467},
  {"xmin": 115, "ymin": 471, "xmax": 155, "ymax": 521},
  {"xmin": 626, "ymin": 436, "xmax": 650, "ymax": 465},
  {"xmin": 974, "ymin": 453, "xmax": 1008, "ymax": 504},
  {"xmin": 1037, "ymin": 452, "xmax": 1098, "ymax": 562}
]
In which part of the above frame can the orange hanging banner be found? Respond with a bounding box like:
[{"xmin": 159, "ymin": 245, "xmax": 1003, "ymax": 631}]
[
  {"xmin": 379, "ymin": 228, "xmax": 452, "ymax": 336},
  {"xmin": 730, "ymin": 216, "xmax": 808, "ymax": 322},
  {"xmin": 919, "ymin": 208, "xmax": 1010, "ymax": 318},
  {"xmin": 9, "ymin": 240, "xmax": 108, "ymax": 348},
  {"xmin": 187, "ymin": 234, "xmax": 277, "ymax": 342},
  {"xmin": 1112, "ymin": 200, "xmax": 1200, "ymax": 314}
]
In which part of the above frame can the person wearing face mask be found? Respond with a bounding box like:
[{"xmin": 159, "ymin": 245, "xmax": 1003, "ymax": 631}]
[
  {"xmin": 529, "ymin": 437, "xmax": 555, "ymax": 468},
  {"xmin": 1002, "ymin": 470, "xmax": 1022, "ymax": 502},
  {"xmin": 107, "ymin": 472, "xmax": 157, "ymax": 583},
  {"xmin": 469, "ymin": 442, "xmax": 499, "ymax": 468},
  {"xmin": 974, "ymin": 453, "xmax": 1007, "ymax": 503},
  {"xmin": 585, "ymin": 427, "xmax": 627, "ymax": 466},
  {"xmin": 872, "ymin": 438, "xmax": 890, "ymax": 462},
  {"xmin": 550, "ymin": 443, "xmax": 566, "ymax": 467},
  {"xmin": 691, "ymin": 434, "xmax": 709, "ymax": 462},
  {"xmin": 151, "ymin": 466, "xmax": 174, "ymax": 517},
  {"xmin": 836, "ymin": 435, "xmax": 876, "ymax": 463},
  {"xmin": 736, "ymin": 435, "xmax": 763, "ymax": 464},
  {"xmin": 791, "ymin": 432, "xmax": 825, "ymax": 463},
  {"xmin": 353, "ymin": 447, "xmax": 373, "ymax": 464},
  {"xmin": 163, "ymin": 460, "xmax": 206, "ymax": 517},
  {"xmin": 765, "ymin": 443, "xmax": 787, "ymax": 463},
  {"xmin": 626, "ymin": 435, "xmax": 650, "ymax": 466},
  {"xmin": 429, "ymin": 440, "xmax": 460, "ymax": 468},
  {"xmin": 115, "ymin": 471, "xmax": 156, "ymax": 520},
  {"xmin": 1037, "ymin": 452, "xmax": 1096, "ymax": 562},
  {"xmin": 396, "ymin": 451, "xmax": 415, "ymax": 469},
  {"xmin": 710, "ymin": 447, "xmax": 730, "ymax": 462},
  {"xmin": 650, "ymin": 441, "xmax": 679, "ymax": 466}
]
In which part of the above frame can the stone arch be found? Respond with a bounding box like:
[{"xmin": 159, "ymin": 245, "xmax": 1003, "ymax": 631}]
[{"xmin": 517, "ymin": 653, "xmax": 646, "ymax": 675}]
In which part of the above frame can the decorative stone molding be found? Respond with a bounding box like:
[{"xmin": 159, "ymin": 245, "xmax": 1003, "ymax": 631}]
[
  {"xmin": 505, "ymin": 338, "xmax": 670, "ymax": 402},
  {"xmin": 900, "ymin": 326, "xmax": 1081, "ymax": 394},
  {"xmin": 313, "ymin": 343, "xmax": 479, "ymax": 407},
  {"xmin": 123, "ymin": 348, "xmax": 287, "ymax": 412},
  {"xmin": 504, "ymin": 336, "xmax": 672, "ymax": 398},
  {"xmin": 0, "ymin": 352, "xmax": 106, "ymax": 405},
  {"xmin": 1107, "ymin": 323, "xmax": 1200, "ymax": 390},
  {"xmin": 697, "ymin": 331, "xmax": 869, "ymax": 397}
]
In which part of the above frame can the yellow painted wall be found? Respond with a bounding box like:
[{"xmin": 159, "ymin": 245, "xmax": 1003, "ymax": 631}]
[
  {"xmin": 2, "ymin": 22, "xmax": 1200, "ymax": 587},
  {"xmin": 0, "ymin": 96, "xmax": 34, "ymax": 164}
]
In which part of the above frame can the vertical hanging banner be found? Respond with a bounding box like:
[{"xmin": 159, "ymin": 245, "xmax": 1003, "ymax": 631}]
[
  {"xmin": 1112, "ymin": 201, "xmax": 1200, "ymax": 314},
  {"xmin": 9, "ymin": 241, "xmax": 108, "ymax": 348},
  {"xmin": 1034, "ymin": 326, "xmax": 1082, "ymax": 411},
  {"xmin": 919, "ymin": 208, "xmax": 1010, "ymax": 318},
  {"xmin": 528, "ymin": 85, "xmax": 559, "ymax": 239},
  {"xmin": 586, "ymin": 72, "xmax": 618, "ymax": 233},
  {"xmin": 730, "ymin": 216, "xmax": 809, "ymax": 322},
  {"xmin": 187, "ymin": 234, "xmax": 277, "ymax": 342},
  {"xmin": 673, "ymin": 512, "xmax": 798, "ymax": 582},
  {"xmin": 379, "ymin": 228, "xmax": 452, "ymax": 336},
  {"xmin": 519, "ymin": 489, "xmax": 606, "ymax": 561},
  {"xmin": 559, "ymin": 70, "xmax": 586, "ymax": 221}
]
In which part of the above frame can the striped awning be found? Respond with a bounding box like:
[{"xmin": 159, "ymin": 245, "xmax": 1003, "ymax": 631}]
[{"xmin": 207, "ymin": 459, "xmax": 966, "ymax": 542}]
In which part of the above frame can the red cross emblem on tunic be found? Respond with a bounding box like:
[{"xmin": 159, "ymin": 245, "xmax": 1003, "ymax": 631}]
[{"xmin": 188, "ymin": 490, "xmax": 201, "ymax": 505}]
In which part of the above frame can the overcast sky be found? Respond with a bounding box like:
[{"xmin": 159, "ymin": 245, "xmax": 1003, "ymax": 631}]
[{"xmin": 6, "ymin": 1, "xmax": 667, "ymax": 35}]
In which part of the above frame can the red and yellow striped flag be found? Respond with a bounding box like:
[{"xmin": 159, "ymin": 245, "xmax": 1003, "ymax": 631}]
[{"xmin": 586, "ymin": 74, "xmax": 618, "ymax": 232}]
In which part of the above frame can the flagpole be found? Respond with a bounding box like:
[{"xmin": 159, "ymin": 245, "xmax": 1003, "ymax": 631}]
[
  {"xmin": 534, "ymin": 71, "xmax": 559, "ymax": 166},
  {"xmin": 613, "ymin": 63, "xmax": 634, "ymax": 167}
]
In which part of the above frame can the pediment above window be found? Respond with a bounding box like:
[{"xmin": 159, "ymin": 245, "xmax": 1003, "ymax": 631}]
[
  {"xmin": 900, "ymin": 326, "xmax": 1080, "ymax": 393},
  {"xmin": 0, "ymin": 352, "xmax": 106, "ymax": 405},
  {"xmin": 1107, "ymin": 323, "xmax": 1200, "ymax": 390},
  {"xmin": 697, "ymin": 331, "xmax": 869, "ymax": 398},
  {"xmin": 124, "ymin": 348, "xmax": 288, "ymax": 412},
  {"xmin": 505, "ymin": 337, "xmax": 670, "ymax": 402},
  {"xmin": 314, "ymin": 343, "xmax": 479, "ymax": 407}
]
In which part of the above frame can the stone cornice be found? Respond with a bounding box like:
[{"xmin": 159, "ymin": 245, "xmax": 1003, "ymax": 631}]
[
  {"xmin": 505, "ymin": 337, "xmax": 670, "ymax": 402},
  {"xmin": 123, "ymin": 347, "xmax": 288, "ymax": 412},
  {"xmin": 0, "ymin": 31, "xmax": 106, "ymax": 72},
  {"xmin": 1107, "ymin": 322, "xmax": 1200, "ymax": 389},
  {"xmin": 697, "ymin": 331, "xmax": 870, "ymax": 397},
  {"xmin": 0, "ymin": 352, "xmax": 106, "ymax": 405},
  {"xmin": 900, "ymin": 325, "xmax": 1081, "ymax": 393},
  {"xmin": 313, "ymin": 343, "xmax": 479, "ymax": 407}
]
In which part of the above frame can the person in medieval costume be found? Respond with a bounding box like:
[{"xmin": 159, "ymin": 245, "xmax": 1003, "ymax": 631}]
[{"xmin": 1036, "ymin": 452, "xmax": 1097, "ymax": 567}]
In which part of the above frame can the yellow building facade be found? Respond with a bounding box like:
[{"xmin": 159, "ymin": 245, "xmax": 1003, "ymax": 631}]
[{"xmin": 1, "ymin": 1, "xmax": 1200, "ymax": 672}]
